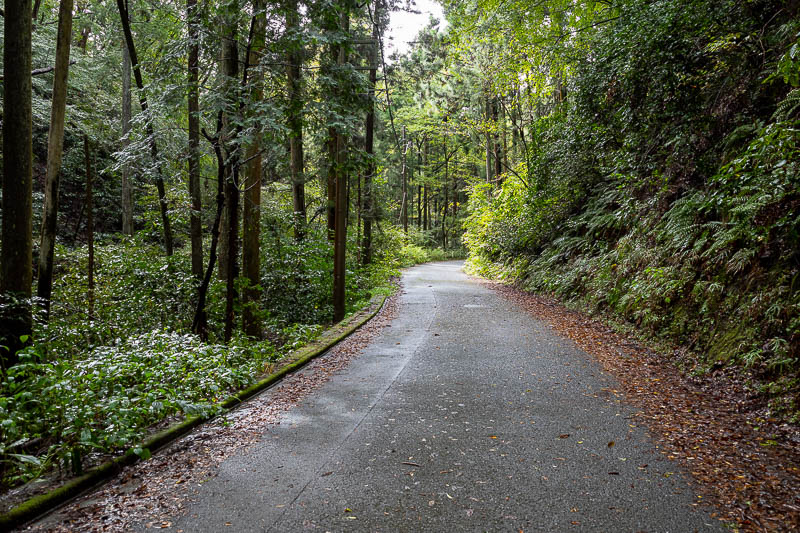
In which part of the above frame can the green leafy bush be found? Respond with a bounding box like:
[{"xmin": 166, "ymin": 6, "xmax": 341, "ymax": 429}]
[
  {"xmin": 0, "ymin": 331, "xmax": 277, "ymax": 485},
  {"xmin": 463, "ymin": 0, "xmax": 799, "ymax": 409}
]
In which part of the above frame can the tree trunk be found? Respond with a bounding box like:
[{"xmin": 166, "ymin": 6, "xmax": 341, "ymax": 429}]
[
  {"xmin": 401, "ymin": 126, "xmax": 408, "ymax": 234},
  {"xmin": 433, "ymin": 193, "xmax": 438, "ymax": 229},
  {"xmin": 362, "ymin": 0, "xmax": 378, "ymax": 265},
  {"xmin": 409, "ymin": 166, "xmax": 414, "ymax": 229},
  {"xmin": 324, "ymin": 7, "xmax": 339, "ymax": 243},
  {"xmin": 84, "ymin": 135, "xmax": 95, "ymax": 322},
  {"xmin": 217, "ymin": 207, "xmax": 229, "ymax": 280},
  {"xmin": 326, "ymin": 135, "xmax": 336, "ymax": 241},
  {"xmin": 242, "ymin": 0, "xmax": 266, "ymax": 338},
  {"xmin": 333, "ymin": 7, "xmax": 349, "ymax": 323},
  {"xmin": 356, "ymin": 170, "xmax": 361, "ymax": 263},
  {"xmin": 423, "ymin": 139, "xmax": 429, "ymax": 231},
  {"xmin": 286, "ymin": 0, "xmax": 306, "ymax": 240},
  {"xmin": 221, "ymin": 11, "xmax": 240, "ymax": 343},
  {"xmin": 502, "ymin": 97, "xmax": 509, "ymax": 173},
  {"xmin": 510, "ymin": 86, "xmax": 523, "ymax": 163},
  {"xmin": 493, "ymin": 96, "xmax": 502, "ymax": 181},
  {"xmin": 442, "ymin": 125, "xmax": 449, "ymax": 250},
  {"xmin": 417, "ymin": 184, "xmax": 422, "ymax": 229},
  {"xmin": 37, "ymin": 0, "xmax": 74, "ymax": 319},
  {"xmin": 117, "ymin": 0, "xmax": 173, "ymax": 255},
  {"xmin": 485, "ymin": 94, "xmax": 493, "ymax": 183},
  {"xmin": 192, "ymin": 119, "xmax": 226, "ymax": 340},
  {"xmin": 187, "ymin": 0, "xmax": 203, "ymax": 279},
  {"xmin": 121, "ymin": 40, "xmax": 134, "ymax": 236},
  {"xmin": 1, "ymin": 0, "xmax": 34, "ymax": 369}
]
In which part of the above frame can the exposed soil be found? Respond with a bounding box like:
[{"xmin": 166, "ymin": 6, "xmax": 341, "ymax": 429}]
[
  {"xmin": 19, "ymin": 293, "xmax": 399, "ymax": 533},
  {"xmin": 486, "ymin": 281, "xmax": 800, "ymax": 532}
]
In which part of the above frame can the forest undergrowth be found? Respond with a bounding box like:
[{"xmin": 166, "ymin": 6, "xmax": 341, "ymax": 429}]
[
  {"xmin": 0, "ymin": 219, "xmax": 453, "ymax": 499},
  {"xmin": 462, "ymin": 0, "xmax": 800, "ymax": 423}
]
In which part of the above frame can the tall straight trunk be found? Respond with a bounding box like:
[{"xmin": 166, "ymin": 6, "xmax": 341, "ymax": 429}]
[
  {"xmin": 417, "ymin": 184, "xmax": 422, "ymax": 229},
  {"xmin": 442, "ymin": 126, "xmax": 448, "ymax": 250},
  {"xmin": 286, "ymin": 0, "xmax": 306, "ymax": 240},
  {"xmin": 221, "ymin": 12, "xmax": 240, "ymax": 343},
  {"xmin": 37, "ymin": 0, "xmax": 74, "ymax": 319},
  {"xmin": 84, "ymin": 135, "xmax": 95, "ymax": 322},
  {"xmin": 517, "ymin": 108, "xmax": 527, "ymax": 164},
  {"xmin": 502, "ymin": 98, "xmax": 508, "ymax": 173},
  {"xmin": 117, "ymin": 0, "xmax": 173, "ymax": 255},
  {"xmin": 423, "ymin": 185, "xmax": 428, "ymax": 230},
  {"xmin": 453, "ymin": 156, "xmax": 460, "ymax": 217},
  {"xmin": 362, "ymin": 0, "xmax": 378, "ymax": 265},
  {"xmin": 401, "ymin": 126, "xmax": 408, "ymax": 234},
  {"xmin": 423, "ymin": 139, "xmax": 429, "ymax": 231},
  {"xmin": 323, "ymin": 1, "xmax": 342, "ymax": 243},
  {"xmin": 510, "ymin": 87, "xmax": 522, "ymax": 163},
  {"xmin": 121, "ymin": 41, "xmax": 134, "ymax": 236},
  {"xmin": 326, "ymin": 134, "xmax": 336, "ymax": 241},
  {"xmin": 242, "ymin": 0, "xmax": 266, "ymax": 338},
  {"xmin": 442, "ymin": 183, "xmax": 448, "ymax": 250},
  {"xmin": 1, "ymin": 0, "xmax": 34, "ymax": 368},
  {"xmin": 187, "ymin": 0, "xmax": 203, "ymax": 279},
  {"xmin": 433, "ymin": 194, "xmax": 438, "ymax": 228},
  {"xmin": 216, "ymin": 48, "xmax": 231, "ymax": 281},
  {"xmin": 356, "ymin": 171, "xmax": 361, "ymax": 263},
  {"xmin": 409, "ymin": 166, "xmax": 414, "ymax": 229},
  {"xmin": 485, "ymin": 94, "xmax": 493, "ymax": 183},
  {"xmin": 332, "ymin": 7, "xmax": 349, "ymax": 323},
  {"xmin": 493, "ymin": 96, "xmax": 502, "ymax": 181}
]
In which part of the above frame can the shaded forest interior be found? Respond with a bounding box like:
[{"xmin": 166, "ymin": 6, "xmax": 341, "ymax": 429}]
[{"xmin": 1, "ymin": 0, "xmax": 799, "ymax": 525}]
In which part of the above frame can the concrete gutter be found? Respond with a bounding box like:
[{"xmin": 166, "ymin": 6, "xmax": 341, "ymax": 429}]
[{"xmin": 0, "ymin": 293, "xmax": 388, "ymax": 531}]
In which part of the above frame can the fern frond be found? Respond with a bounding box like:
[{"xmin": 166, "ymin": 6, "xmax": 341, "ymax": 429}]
[{"xmin": 773, "ymin": 89, "xmax": 800, "ymax": 122}]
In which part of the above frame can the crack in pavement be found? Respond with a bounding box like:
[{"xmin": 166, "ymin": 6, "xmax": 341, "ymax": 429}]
[{"xmin": 265, "ymin": 283, "xmax": 439, "ymax": 533}]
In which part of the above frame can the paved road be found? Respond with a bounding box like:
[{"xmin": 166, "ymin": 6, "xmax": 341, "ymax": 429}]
[{"xmin": 169, "ymin": 261, "xmax": 722, "ymax": 532}]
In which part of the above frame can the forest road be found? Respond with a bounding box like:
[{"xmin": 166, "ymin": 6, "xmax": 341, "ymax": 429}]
[{"xmin": 166, "ymin": 261, "xmax": 723, "ymax": 532}]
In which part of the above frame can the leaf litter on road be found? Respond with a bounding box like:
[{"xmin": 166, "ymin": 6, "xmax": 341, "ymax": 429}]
[{"xmin": 485, "ymin": 280, "xmax": 800, "ymax": 532}]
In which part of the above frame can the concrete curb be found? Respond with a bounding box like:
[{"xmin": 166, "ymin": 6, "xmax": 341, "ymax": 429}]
[{"xmin": 0, "ymin": 293, "xmax": 389, "ymax": 531}]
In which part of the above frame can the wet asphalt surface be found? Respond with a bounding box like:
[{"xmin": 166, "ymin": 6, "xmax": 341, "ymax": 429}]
[{"xmin": 167, "ymin": 261, "xmax": 723, "ymax": 532}]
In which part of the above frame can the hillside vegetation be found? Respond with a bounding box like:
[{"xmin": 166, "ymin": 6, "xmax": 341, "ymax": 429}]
[{"xmin": 457, "ymin": 0, "xmax": 799, "ymax": 416}]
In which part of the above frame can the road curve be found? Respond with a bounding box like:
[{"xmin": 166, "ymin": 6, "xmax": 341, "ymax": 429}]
[{"xmin": 168, "ymin": 261, "xmax": 722, "ymax": 532}]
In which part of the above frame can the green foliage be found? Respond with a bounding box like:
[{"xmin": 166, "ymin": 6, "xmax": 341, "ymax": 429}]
[
  {"xmin": 0, "ymin": 331, "xmax": 277, "ymax": 485},
  {"xmin": 41, "ymin": 238, "xmax": 200, "ymax": 356},
  {"xmin": 462, "ymin": 0, "xmax": 800, "ymax": 412}
]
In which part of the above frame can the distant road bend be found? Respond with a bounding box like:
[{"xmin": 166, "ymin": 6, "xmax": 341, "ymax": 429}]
[{"xmin": 167, "ymin": 260, "xmax": 722, "ymax": 532}]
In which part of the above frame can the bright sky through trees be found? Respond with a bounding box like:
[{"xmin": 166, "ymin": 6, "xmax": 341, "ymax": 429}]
[{"xmin": 387, "ymin": 0, "xmax": 446, "ymax": 56}]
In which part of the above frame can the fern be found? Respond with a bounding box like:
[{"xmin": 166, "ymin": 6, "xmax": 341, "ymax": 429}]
[
  {"xmin": 773, "ymin": 89, "xmax": 800, "ymax": 121},
  {"xmin": 726, "ymin": 247, "xmax": 756, "ymax": 275}
]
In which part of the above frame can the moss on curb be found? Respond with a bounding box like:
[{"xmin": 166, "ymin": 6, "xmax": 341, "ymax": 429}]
[{"xmin": 0, "ymin": 293, "xmax": 388, "ymax": 531}]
